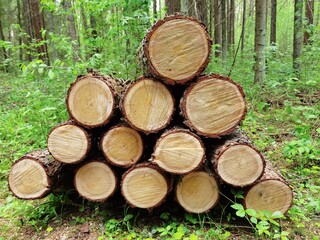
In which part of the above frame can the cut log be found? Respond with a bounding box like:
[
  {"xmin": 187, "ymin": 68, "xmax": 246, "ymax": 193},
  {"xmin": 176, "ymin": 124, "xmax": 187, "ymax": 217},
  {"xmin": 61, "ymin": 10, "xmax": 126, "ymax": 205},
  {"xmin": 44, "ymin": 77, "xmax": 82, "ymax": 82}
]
[
  {"xmin": 176, "ymin": 171, "xmax": 219, "ymax": 213},
  {"xmin": 121, "ymin": 164, "xmax": 169, "ymax": 209},
  {"xmin": 181, "ymin": 74, "xmax": 247, "ymax": 137},
  {"xmin": 47, "ymin": 122, "xmax": 91, "ymax": 164},
  {"xmin": 74, "ymin": 161, "xmax": 117, "ymax": 202},
  {"xmin": 212, "ymin": 129, "xmax": 265, "ymax": 187},
  {"xmin": 244, "ymin": 162, "xmax": 293, "ymax": 214},
  {"xmin": 121, "ymin": 77, "xmax": 175, "ymax": 133},
  {"xmin": 151, "ymin": 129, "xmax": 205, "ymax": 174},
  {"xmin": 66, "ymin": 74, "xmax": 116, "ymax": 128},
  {"xmin": 142, "ymin": 14, "xmax": 211, "ymax": 85},
  {"xmin": 101, "ymin": 125, "xmax": 143, "ymax": 168},
  {"xmin": 8, "ymin": 150, "xmax": 62, "ymax": 200}
]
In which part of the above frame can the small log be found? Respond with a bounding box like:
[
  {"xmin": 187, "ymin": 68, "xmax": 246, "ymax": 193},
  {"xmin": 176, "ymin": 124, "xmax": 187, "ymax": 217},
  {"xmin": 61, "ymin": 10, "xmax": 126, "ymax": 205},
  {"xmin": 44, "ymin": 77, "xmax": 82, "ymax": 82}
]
[
  {"xmin": 141, "ymin": 14, "xmax": 211, "ymax": 85},
  {"xmin": 212, "ymin": 129, "xmax": 265, "ymax": 187},
  {"xmin": 74, "ymin": 161, "xmax": 117, "ymax": 202},
  {"xmin": 47, "ymin": 122, "xmax": 91, "ymax": 164},
  {"xmin": 121, "ymin": 164, "xmax": 169, "ymax": 209},
  {"xmin": 181, "ymin": 74, "xmax": 247, "ymax": 137},
  {"xmin": 175, "ymin": 171, "xmax": 219, "ymax": 213},
  {"xmin": 8, "ymin": 150, "xmax": 62, "ymax": 200},
  {"xmin": 151, "ymin": 128, "xmax": 205, "ymax": 174},
  {"xmin": 121, "ymin": 77, "xmax": 175, "ymax": 133},
  {"xmin": 101, "ymin": 125, "xmax": 143, "ymax": 168},
  {"xmin": 244, "ymin": 162, "xmax": 293, "ymax": 214}
]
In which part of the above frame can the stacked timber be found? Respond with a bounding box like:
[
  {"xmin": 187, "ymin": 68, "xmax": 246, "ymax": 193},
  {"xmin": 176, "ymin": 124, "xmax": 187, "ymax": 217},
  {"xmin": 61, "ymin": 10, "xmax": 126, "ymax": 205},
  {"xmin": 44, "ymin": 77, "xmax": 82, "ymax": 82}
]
[{"xmin": 8, "ymin": 14, "xmax": 292, "ymax": 216}]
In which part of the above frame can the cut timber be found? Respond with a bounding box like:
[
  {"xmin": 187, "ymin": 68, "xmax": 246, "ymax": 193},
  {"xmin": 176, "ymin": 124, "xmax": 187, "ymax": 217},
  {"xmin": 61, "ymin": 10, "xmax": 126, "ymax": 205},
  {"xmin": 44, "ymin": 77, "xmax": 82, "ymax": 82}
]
[
  {"xmin": 121, "ymin": 78, "xmax": 174, "ymax": 133},
  {"xmin": 142, "ymin": 14, "xmax": 211, "ymax": 85},
  {"xmin": 176, "ymin": 171, "xmax": 219, "ymax": 213},
  {"xmin": 74, "ymin": 161, "xmax": 117, "ymax": 202},
  {"xmin": 8, "ymin": 150, "xmax": 62, "ymax": 199},
  {"xmin": 181, "ymin": 74, "xmax": 247, "ymax": 137},
  {"xmin": 212, "ymin": 129, "xmax": 265, "ymax": 187},
  {"xmin": 244, "ymin": 163, "xmax": 293, "ymax": 214},
  {"xmin": 121, "ymin": 164, "xmax": 169, "ymax": 209},
  {"xmin": 151, "ymin": 129, "xmax": 205, "ymax": 174},
  {"xmin": 47, "ymin": 123, "xmax": 90, "ymax": 164},
  {"xmin": 66, "ymin": 74, "xmax": 116, "ymax": 128},
  {"xmin": 101, "ymin": 125, "xmax": 143, "ymax": 168}
]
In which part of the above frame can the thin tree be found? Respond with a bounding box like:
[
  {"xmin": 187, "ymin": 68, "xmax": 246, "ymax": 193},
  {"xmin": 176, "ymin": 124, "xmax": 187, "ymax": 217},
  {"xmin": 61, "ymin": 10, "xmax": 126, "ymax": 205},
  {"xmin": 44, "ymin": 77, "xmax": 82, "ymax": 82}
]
[
  {"xmin": 293, "ymin": 0, "xmax": 303, "ymax": 77},
  {"xmin": 165, "ymin": 0, "xmax": 181, "ymax": 15},
  {"xmin": 221, "ymin": 0, "xmax": 227, "ymax": 63},
  {"xmin": 214, "ymin": 0, "xmax": 222, "ymax": 58},
  {"xmin": 153, "ymin": 0, "xmax": 157, "ymax": 22},
  {"xmin": 227, "ymin": 0, "xmax": 235, "ymax": 51},
  {"xmin": 64, "ymin": 0, "xmax": 79, "ymax": 62},
  {"xmin": 270, "ymin": 0, "xmax": 277, "ymax": 46},
  {"xmin": 0, "ymin": 12, "xmax": 8, "ymax": 71},
  {"xmin": 17, "ymin": 0, "xmax": 23, "ymax": 61},
  {"xmin": 254, "ymin": 0, "xmax": 267, "ymax": 84},
  {"xmin": 240, "ymin": 0, "xmax": 246, "ymax": 53},
  {"xmin": 304, "ymin": 0, "xmax": 314, "ymax": 44}
]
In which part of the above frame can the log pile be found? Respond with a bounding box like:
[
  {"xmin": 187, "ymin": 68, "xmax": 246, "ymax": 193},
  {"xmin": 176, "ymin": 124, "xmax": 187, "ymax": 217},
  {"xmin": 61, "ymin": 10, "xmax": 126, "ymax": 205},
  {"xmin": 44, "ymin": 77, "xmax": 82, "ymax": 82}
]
[{"xmin": 8, "ymin": 14, "xmax": 293, "ymax": 215}]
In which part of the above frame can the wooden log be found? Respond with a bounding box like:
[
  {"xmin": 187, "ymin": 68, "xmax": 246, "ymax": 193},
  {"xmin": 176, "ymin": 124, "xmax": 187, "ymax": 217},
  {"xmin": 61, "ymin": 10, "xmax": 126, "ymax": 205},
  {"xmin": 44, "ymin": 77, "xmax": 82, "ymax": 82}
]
[
  {"xmin": 175, "ymin": 171, "xmax": 219, "ymax": 213},
  {"xmin": 74, "ymin": 160, "xmax": 117, "ymax": 202},
  {"xmin": 180, "ymin": 74, "xmax": 247, "ymax": 138},
  {"xmin": 151, "ymin": 128, "xmax": 205, "ymax": 174},
  {"xmin": 47, "ymin": 122, "xmax": 91, "ymax": 164},
  {"xmin": 212, "ymin": 129, "xmax": 265, "ymax": 187},
  {"xmin": 121, "ymin": 77, "xmax": 175, "ymax": 134},
  {"xmin": 100, "ymin": 125, "xmax": 143, "ymax": 168},
  {"xmin": 141, "ymin": 14, "xmax": 211, "ymax": 85},
  {"xmin": 244, "ymin": 162, "xmax": 293, "ymax": 214},
  {"xmin": 8, "ymin": 150, "xmax": 62, "ymax": 200},
  {"xmin": 121, "ymin": 164, "xmax": 169, "ymax": 209}
]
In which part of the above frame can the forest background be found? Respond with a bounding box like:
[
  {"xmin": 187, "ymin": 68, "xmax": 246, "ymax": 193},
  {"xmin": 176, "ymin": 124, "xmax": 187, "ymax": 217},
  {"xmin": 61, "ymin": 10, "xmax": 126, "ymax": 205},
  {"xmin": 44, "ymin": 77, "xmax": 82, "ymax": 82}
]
[{"xmin": 0, "ymin": 0, "xmax": 319, "ymax": 239}]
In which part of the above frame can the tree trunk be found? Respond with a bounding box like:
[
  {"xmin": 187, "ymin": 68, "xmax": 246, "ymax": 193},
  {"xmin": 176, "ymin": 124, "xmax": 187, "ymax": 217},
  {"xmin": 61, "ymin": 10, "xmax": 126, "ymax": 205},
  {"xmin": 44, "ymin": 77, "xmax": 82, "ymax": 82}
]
[
  {"xmin": 64, "ymin": 0, "xmax": 79, "ymax": 62},
  {"xmin": 293, "ymin": 0, "xmax": 303, "ymax": 77},
  {"xmin": 176, "ymin": 171, "xmax": 219, "ymax": 213},
  {"xmin": 0, "ymin": 13, "xmax": 7, "ymax": 69},
  {"xmin": 141, "ymin": 15, "xmax": 211, "ymax": 85},
  {"xmin": 227, "ymin": 0, "xmax": 235, "ymax": 50},
  {"xmin": 23, "ymin": 0, "xmax": 33, "ymax": 61},
  {"xmin": 17, "ymin": 0, "xmax": 23, "ymax": 61},
  {"xmin": 181, "ymin": 74, "xmax": 247, "ymax": 138},
  {"xmin": 151, "ymin": 129, "xmax": 205, "ymax": 174},
  {"xmin": 8, "ymin": 150, "xmax": 63, "ymax": 200},
  {"xmin": 165, "ymin": 0, "xmax": 181, "ymax": 15},
  {"xmin": 74, "ymin": 161, "xmax": 117, "ymax": 202},
  {"xmin": 214, "ymin": 0, "xmax": 222, "ymax": 57},
  {"xmin": 47, "ymin": 10, "xmax": 57, "ymax": 61},
  {"xmin": 304, "ymin": 0, "xmax": 314, "ymax": 44},
  {"xmin": 121, "ymin": 164, "xmax": 169, "ymax": 209},
  {"xmin": 240, "ymin": 0, "xmax": 246, "ymax": 53},
  {"xmin": 254, "ymin": 0, "xmax": 267, "ymax": 84},
  {"xmin": 270, "ymin": 0, "xmax": 277, "ymax": 45},
  {"xmin": 153, "ymin": 0, "xmax": 157, "ymax": 22},
  {"xmin": 221, "ymin": 0, "xmax": 227, "ymax": 63}
]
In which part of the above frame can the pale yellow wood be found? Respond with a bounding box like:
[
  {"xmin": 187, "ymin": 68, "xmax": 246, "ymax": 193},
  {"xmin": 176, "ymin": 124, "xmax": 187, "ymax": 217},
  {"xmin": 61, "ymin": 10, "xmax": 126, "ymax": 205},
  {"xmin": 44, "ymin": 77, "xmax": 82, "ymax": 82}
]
[
  {"xmin": 8, "ymin": 158, "xmax": 48, "ymax": 199},
  {"xmin": 123, "ymin": 79, "xmax": 174, "ymax": 132},
  {"xmin": 176, "ymin": 172, "xmax": 219, "ymax": 213},
  {"xmin": 75, "ymin": 161, "xmax": 116, "ymax": 201},
  {"xmin": 48, "ymin": 124, "xmax": 89, "ymax": 164},
  {"xmin": 67, "ymin": 76, "xmax": 114, "ymax": 126},
  {"xmin": 217, "ymin": 145, "xmax": 264, "ymax": 186},
  {"xmin": 245, "ymin": 180, "xmax": 292, "ymax": 214},
  {"xmin": 153, "ymin": 131, "xmax": 204, "ymax": 174},
  {"xmin": 121, "ymin": 167, "xmax": 168, "ymax": 208},
  {"xmin": 185, "ymin": 78, "xmax": 246, "ymax": 135},
  {"xmin": 101, "ymin": 126, "xmax": 143, "ymax": 167},
  {"xmin": 149, "ymin": 19, "xmax": 209, "ymax": 81}
]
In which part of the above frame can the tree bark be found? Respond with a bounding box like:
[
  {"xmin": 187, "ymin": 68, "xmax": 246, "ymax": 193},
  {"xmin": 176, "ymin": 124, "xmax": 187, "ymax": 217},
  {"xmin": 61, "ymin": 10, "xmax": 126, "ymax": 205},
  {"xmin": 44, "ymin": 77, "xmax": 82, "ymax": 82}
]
[
  {"xmin": 254, "ymin": 0, "xmax": 267, "ymax": 84},
  {"xmin": 221, "ymin": 0, "xmax": 227, "ymax": 63},
  {"xmin": 165, "ymin": 0, "xmax": 181, "ymax": 15},
  {"xmin": 293, "ymin": 0, "xmax": 303, "ymax": 77},
  {"xmin": 240, "ymin": 0, "xmax": 246, "ymax": 53},
  {"xmin": 17, "ymin": 0, "xmax": 23, "ymax": 61},
  {"xmin": 214, "ymin": 0, "xmax": 222, "ymax": 57},
  {"xmin": 227, "ymin": 0, "xmax": 235, "ymax": 50},
  {"xmin": 0, "ymin": 12, "xmax": 7, "ymax": 69},
  {"xmin": 64, "ymin": 0, "xmax": 79, "ymax": 62},
  {"xmin": 304, "ymin": 0, "xmax": 314, "ymax": 44},
  {"xmin": 270, "ymin": 0, "xmax": 277, "ymax": 45}
]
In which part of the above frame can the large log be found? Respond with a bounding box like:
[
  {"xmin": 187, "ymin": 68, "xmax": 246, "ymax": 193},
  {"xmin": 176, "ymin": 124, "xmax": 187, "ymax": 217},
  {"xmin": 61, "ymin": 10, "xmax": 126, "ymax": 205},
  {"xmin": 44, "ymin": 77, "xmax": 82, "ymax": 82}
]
[
  {"xmin": 175, "ymin": 171, "xmax": 219, "ymax": 213},
  {"xmin": 181, "ymin": 74, "xmax": 247, "ymax": 138},
  {"xmin": 8, "ymin": 150, "xmax": 62, "ymax": 200},
  {"xmin": 100, "ymin": 125, "xmax": 143, "ymax": 168},
  {"xmin": 141, "ymin": 14, "xmax": 211, "ymax": 85},
  {"xmin": 74, "ymin": 161, "xmax": 117, "ymax": 202},
  {"xmin": 47, "ymin": 122, "xmax": 91, "ymax": 164},
  {"xmin": 121, "ymin": 77, "xmax": 175, "ymax": 134},
  {"xmin": 121, "ymin": 164, "xmax": 169, "ymax": 209},
  {"xmin": 151, "ymin": 128, "xmax": 205, "ymax": 174}
]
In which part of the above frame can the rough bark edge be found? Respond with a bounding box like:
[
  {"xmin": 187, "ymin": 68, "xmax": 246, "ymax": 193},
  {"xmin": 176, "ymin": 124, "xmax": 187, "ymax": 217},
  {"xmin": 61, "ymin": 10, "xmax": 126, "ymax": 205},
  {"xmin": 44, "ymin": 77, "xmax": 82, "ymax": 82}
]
[
  {"xmin": 141, "ymin": 13, "xmax": 212, "ymax": 85},
  {"xmin": 73, "ymin": 160, "xmax": 117, "ymax": 202},
  {"xmin": 120, "ymin": 77, "xmax": 175, "ymax": 134},
  {"xmin": 47, "ymin": 121, "xmax": 91, "ymax": 164},
  {"xmin": 121, "ymin": 163, "xmax": 170, "ymax": 209},
  {"xmin": 100, "ymin": 124, "xmax": 144, "ymax": 168},
  {"xmin": 180, "ymin": 74, "xmax": 247, "ymax": 138},
  {"xmin": 175, "ymin": 170, "xmax": 220, "ymax": 213},
  {"xmin": 150, "ymin": 128, "xmax": 206, "ymax": 174},
  {"xmin": 8, "ymin": 149, "xmax": 63, "ymax": 200}
]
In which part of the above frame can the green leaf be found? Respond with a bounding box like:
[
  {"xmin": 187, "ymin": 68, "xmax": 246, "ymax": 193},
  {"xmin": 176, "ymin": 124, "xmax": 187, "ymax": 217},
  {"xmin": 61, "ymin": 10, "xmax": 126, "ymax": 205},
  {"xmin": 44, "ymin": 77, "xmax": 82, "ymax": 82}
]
[
  {"xmin": 123, "ymin": 214, "xmax": 133, "ymax": 222},
  {"xmin": 48, "ymin": 69, "xmax": 55, "ymax": 79},
  {"xmin": 236, "ymin": 209, "xmax": 246, "ymax": 217},
  {"xmin": 189, "ymin": 233, "xmax": 198, "ymax": 240},
  {"xmin": 231, "ymin": 203, "xmax": 244, "ymax": 211},
  {"xmin": 250, "ymin": 217, "xmax": 257, "ymax": 224},
  {"xmin": 246, "ymin": 209, "xmax": 257, "ymax": 217},
  {"xmin": 271, "ymin": 211, "xmax": 284, "ymax": 219}
]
